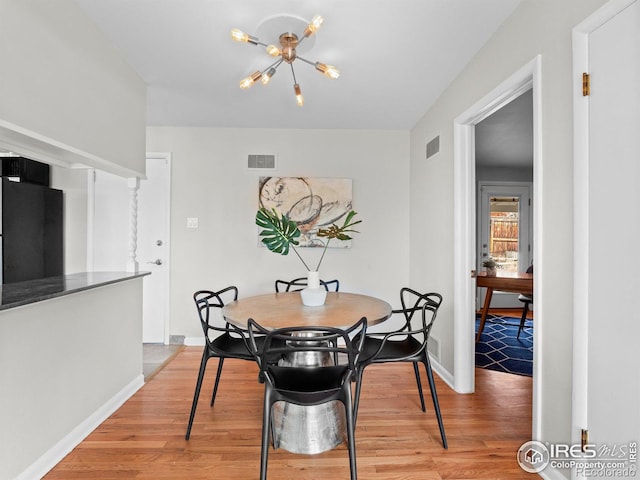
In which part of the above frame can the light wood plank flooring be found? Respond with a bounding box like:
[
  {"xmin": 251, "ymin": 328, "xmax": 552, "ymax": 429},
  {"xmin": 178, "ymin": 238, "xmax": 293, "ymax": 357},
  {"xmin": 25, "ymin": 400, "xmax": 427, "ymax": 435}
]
[{"xmin": 45, "ymin": 346, "xmax": 533, "ymax": 479}]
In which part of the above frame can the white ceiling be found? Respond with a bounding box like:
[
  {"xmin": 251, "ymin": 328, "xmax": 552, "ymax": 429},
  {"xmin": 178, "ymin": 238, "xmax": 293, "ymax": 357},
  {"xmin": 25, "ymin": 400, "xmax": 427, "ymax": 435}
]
[
  {"xmin": 73, "ymin": 0, "xmax": 521, "ymax": 130},
  {"xmin": 476, "ymin": 89, "xmax": 533, "ymax": 168}
]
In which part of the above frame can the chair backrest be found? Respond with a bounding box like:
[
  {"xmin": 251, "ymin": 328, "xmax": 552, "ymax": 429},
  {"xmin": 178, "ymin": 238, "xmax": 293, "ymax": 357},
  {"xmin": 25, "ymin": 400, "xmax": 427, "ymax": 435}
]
[
  {"xmin": 193, "ymin": 287, "xmax": 239, "ymax": 345},
  {"xmin": 274, "ymin": 277, "xmax": 340, "ymax": 292},
  {"xmin": 394, "ymin": 287, "xmax": 443, "ymax": 338},
  {"xmin": 247, "ymin": 317, "xmax": 367, "ymax": 389}
]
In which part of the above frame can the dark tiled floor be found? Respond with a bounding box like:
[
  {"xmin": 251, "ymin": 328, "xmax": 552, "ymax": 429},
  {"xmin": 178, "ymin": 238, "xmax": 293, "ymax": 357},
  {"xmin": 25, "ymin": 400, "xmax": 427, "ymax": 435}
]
[{"xmin": 143, "ymin": 344, "xmax": 183, "ymax": 381}]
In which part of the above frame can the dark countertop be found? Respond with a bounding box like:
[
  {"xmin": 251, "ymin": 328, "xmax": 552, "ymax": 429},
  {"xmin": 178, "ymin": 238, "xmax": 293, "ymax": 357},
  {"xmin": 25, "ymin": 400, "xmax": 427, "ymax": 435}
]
[{"xmin": 0, "ymin": 271, "xmax": 150, "ymax": 311}]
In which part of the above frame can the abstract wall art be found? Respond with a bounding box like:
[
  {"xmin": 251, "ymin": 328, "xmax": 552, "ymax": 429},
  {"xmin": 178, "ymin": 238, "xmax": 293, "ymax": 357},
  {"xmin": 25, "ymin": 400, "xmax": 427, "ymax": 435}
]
[{"xmin": 258, "ymin": 177, "xmax": 353, "ymax": 248}]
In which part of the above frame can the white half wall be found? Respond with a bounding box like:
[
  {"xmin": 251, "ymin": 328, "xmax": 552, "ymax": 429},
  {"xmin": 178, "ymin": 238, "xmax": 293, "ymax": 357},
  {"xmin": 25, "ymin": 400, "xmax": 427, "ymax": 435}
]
[
  {"xmin": 146, "ymin": 127, "xmax": 411, "ymax": 340},
  {"xmin": 0, "ymin": 279, "xmax": 144, "ymax": 480}
]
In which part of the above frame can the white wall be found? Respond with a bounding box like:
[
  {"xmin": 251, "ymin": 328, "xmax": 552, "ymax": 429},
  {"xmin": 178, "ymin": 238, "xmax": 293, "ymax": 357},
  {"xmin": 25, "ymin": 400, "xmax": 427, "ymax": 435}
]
[
  {"xmin": 146, "ymin": 127, "xmax": 410, "ymax": 340},
  {"xmin": 409, "ymin": 0, "xmax": 607, "ymax": 469},
  {"xmin": 0, "ymin": 0, "xmax": 146, "ymax": 176},
  {"xmin": 51, "ymin": 166, "xmax": 90, "ymax": 274},
  {"xmin": 92, "ymin": 170, "xmax": 131, "ymax": 271}
]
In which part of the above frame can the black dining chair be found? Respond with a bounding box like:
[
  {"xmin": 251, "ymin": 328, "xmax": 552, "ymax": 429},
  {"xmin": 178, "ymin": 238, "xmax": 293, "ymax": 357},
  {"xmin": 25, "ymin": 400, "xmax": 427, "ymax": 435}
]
[
  {"xmin": 186, "ymin": 287, "xmax": 256, "ymax": 440},
  {"xmin": 274, "ymin": 277, "xmax": 340, "ymax": 292},
  {"xmin": 353, "ymin": 287, "xmax": 447, "ymax": 449},
  {"xmin": 246, "ymin": 317, "xmax": 368, "ymax": 480}
]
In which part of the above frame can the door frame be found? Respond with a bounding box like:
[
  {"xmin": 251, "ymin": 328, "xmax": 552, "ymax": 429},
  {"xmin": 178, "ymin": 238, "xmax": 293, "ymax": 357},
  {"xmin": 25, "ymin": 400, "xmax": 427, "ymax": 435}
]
[
  {"xmin": 142, "ymin": 152, "xmax": 172, "ymax": 344},
  {"xmin": 571, "ymin": 0, "xmax": 637, "ymax": 453},
  {"xmin": 452, "ymin": 54, "xmax": 542, "ymax": 439}
]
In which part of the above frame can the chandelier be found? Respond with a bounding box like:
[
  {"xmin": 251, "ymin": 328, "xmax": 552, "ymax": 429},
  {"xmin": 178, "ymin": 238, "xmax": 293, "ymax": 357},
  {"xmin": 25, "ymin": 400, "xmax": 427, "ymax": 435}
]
[{"xmin": 231, "ymin": 15, "xmax": 340, "ymax": 106}]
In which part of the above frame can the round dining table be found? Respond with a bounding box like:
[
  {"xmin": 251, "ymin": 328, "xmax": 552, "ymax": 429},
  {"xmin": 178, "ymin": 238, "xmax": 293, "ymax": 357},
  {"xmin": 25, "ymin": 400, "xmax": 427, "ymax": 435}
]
[
  {"xmin": 221, "ymin": 291, "xmax": 392, "ymax": 330},
  {"xmin": 221, "ymin": 291, "xmax": 392, "ymax": 454}
]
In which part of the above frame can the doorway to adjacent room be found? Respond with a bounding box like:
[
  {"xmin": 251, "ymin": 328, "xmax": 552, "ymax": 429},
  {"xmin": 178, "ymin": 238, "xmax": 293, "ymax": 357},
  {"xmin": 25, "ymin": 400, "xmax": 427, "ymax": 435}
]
[{"xmin": 452, "ymin": 56, "xmax": 541, "ymax": 435}]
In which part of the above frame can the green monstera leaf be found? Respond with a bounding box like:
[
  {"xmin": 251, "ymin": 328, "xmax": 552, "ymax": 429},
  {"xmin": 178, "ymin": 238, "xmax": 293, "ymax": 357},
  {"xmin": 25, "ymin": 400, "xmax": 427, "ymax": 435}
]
[{"xmin": 255, "ymin": 207, "xmax": 301, "ymax": 256}]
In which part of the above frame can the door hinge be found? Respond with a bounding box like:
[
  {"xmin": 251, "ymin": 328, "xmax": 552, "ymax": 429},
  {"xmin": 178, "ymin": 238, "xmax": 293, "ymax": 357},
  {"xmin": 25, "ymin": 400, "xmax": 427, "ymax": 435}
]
[
  {"xmin": 581, "ymin": 428, "xmax": 589, "ymax": 451},
  {"xmin": 582, "ymin": 73, "xmax": 590, "ymax": 96}
]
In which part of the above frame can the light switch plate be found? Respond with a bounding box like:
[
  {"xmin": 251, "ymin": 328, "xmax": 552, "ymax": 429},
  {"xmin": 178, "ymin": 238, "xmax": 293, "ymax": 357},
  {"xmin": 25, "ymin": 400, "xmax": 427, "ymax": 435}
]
[{"xmin": 187, "ymin": 217, "xmax": 199, "ymax": 229}]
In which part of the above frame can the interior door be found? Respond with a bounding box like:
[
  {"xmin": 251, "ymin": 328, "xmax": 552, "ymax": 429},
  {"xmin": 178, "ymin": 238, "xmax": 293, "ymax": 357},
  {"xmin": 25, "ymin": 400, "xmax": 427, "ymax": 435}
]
[
  {"xmin": 575, "ymin": 0, "xmax": 639, "ymax": 466},
  {"xmin": 138, "ymin": 154, "xmax": 171, "ymax": 343},
  {"xmin": 477, "ymin": 182, "xmax": 531, "ymax": 308}
]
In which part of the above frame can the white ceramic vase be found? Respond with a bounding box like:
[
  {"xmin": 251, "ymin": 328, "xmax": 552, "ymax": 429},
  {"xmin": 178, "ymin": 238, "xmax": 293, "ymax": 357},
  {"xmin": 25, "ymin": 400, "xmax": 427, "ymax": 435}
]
[{"xmin": 300, "ymin": 271, "xmax": 327, "ymax": 306}]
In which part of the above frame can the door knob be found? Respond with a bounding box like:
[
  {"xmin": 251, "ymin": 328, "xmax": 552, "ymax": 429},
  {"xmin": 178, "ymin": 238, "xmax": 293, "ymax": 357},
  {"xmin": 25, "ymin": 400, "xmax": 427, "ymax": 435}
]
[{"xmin": 147, "ymin": 259, "xmax": 163, "ymax": 266}]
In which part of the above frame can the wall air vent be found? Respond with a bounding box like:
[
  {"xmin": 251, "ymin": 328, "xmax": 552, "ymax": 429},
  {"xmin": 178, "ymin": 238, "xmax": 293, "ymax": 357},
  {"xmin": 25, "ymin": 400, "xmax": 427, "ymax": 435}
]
[
  {"xmin": 426, "ymin": 136, "xmax": 440, "ymax": 159},
  {"xmin": 248, "ymin": 154, "xmax": 276, "ymax": 169},
  {"xmin": 427, "ymin": 335, "xmax": 441, "ymax": 362}
]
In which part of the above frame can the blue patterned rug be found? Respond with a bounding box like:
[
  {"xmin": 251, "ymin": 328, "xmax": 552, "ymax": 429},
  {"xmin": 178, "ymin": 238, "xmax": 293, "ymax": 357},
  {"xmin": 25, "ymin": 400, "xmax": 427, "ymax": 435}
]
[{"xmin": 475, "ymin": 315, "xmax": 533, "ymax": 376}]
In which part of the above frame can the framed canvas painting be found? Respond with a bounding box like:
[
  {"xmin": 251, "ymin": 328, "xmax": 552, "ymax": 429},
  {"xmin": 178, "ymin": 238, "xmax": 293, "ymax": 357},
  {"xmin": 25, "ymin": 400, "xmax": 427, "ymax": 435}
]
[{"xmin": 258, "ymin": 177, "xmax": 353, "ymax": 247}]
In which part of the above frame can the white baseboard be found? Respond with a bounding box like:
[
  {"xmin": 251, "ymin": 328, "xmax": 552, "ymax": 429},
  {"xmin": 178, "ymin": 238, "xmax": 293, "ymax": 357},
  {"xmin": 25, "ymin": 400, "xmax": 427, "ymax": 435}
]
[
  {"xmin": 429, "ymin": 354, "xmax": 456, "ymax": 391},
  {"xmin": 15, "ymin": 374, "xmax": 144, "ymax": 480}
]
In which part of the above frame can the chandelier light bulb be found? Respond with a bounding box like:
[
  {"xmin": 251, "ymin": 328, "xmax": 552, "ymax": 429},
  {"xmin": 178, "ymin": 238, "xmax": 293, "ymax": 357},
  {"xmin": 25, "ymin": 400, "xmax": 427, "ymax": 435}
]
[
  {"xmin": 231, "ymin": 28, "xmax": 249, "ymax": 42},
  {"xmin": 266, "ymin": 45, "xmax": 280, "ymax": 57},
  {"xmin": 294, "ymin": 84, "xmax": 304, "ymax": 106},
  {"xmin": 231, "ymin": 28, "xmax": 259, "ymax": 45},
  {"xmin": 304, "ymin": 15, "xmax": 324, "ymax": 37},
  {"xmin": 239, "ymin": 76, "xmax": 253, "ymax": 89},
  {"xmin": 261, "ymin": 67, "xmax": 277, "ymax": 85},
  {"xmin": 239, "ymin": 71, "xmax": 262, "ymax": 89},
  {"xmin": 315, "ymin": 62, "xmax": 340, "ymax": 79}
]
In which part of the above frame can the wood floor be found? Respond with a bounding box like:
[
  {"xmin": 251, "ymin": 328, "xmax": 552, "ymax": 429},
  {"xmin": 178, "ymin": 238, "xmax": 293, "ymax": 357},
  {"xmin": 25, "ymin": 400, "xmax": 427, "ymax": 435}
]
[{"xmin": 45, "ymin": 346, "xmax": 533, "ymax": 480}]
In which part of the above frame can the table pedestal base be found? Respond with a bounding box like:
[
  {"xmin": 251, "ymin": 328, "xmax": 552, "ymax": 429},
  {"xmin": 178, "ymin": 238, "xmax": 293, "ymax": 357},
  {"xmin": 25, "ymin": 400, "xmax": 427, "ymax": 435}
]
[
  {"xmin": 271, "ymin": 341, "xmax": 346, "ymax": 454},
  {"xmin": 272, "ymin": 401, "xmax": 345, "ymax": 454}
]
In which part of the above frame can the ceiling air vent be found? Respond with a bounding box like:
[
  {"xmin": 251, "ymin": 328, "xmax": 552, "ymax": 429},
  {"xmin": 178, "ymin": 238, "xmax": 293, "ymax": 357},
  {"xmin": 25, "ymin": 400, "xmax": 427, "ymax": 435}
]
[
  {"xmin": 248, "ymin": 154, "xmax": 276, "ymax": 169},
  {"xmin": 426, "ymin": 136, "xmax": 440, "ymax": 159}
]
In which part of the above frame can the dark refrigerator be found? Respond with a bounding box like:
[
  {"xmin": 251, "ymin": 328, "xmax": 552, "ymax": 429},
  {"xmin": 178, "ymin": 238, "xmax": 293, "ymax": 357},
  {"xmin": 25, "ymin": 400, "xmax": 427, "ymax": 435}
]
[{"xmin": 1, "ymin": 177, "xmax": 63, "ymax": 284}]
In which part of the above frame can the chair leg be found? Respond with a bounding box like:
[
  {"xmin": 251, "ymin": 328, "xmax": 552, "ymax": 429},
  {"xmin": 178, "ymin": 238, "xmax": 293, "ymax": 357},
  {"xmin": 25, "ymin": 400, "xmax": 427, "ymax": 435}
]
[
  {"xmin": 352, "ymin": 367, "xmax": 365, "ymax": 424},
  {"xmin": 518, "ymin": 303, "xmax": 530, "ymax": 340},
  {"xmin": 343, "ymin": 388, "xmax": 358, "ymax": 480},
  {"xmin": 210, "ymin": 357, "xmax": 225, "ymax": 406},
  {"xmin": 260, "ymin": 388, "xmax": 273, "ymax": 480},
  {"xmin": 412, "ymin": 361, "xmax": 426, "ymax": 412},
  {"xmin": 423, "ymin": 356, "xmax": 447, "ymax": 449},
  {"xmin": 185, "ymin": 348, "xmax": 209, "ymax": 440}
]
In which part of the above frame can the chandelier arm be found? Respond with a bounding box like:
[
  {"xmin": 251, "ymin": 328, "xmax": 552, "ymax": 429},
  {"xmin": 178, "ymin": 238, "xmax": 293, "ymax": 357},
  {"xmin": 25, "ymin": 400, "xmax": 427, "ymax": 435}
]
[
  {"xmin": 296, "ymin": 34, "xmax": 308, "ymax": 48},
  {"xmin": 262, "ymin": 58, "xmax": 284, "ymax": 73},
  {"xmin": 248, "ymin": 38, "xmax": 270, "ymax": 48},
  {"xmin": 290, "ymin": 63, "xmax": 298, "ymax": 84},
  {"xmin": 296, "ymin": 56, "xmax": 316, "ymax": 67}
]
